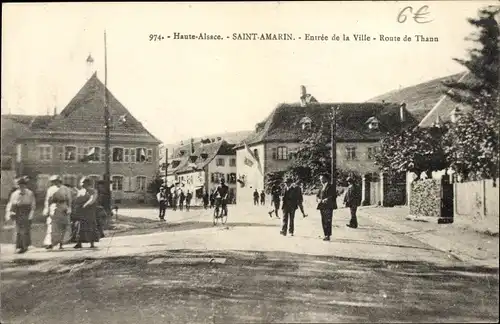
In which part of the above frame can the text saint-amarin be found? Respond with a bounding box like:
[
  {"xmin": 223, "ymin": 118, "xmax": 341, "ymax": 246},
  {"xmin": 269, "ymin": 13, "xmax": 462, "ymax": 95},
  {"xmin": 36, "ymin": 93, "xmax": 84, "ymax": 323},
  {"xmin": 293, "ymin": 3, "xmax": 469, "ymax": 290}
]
[
  {"xmin": 232, "ymin": 33, "xmax": 293, "ymax": 41},
  {"xmin": 415, "ymin": 35, "xmax": 439, "ymax": 42}
]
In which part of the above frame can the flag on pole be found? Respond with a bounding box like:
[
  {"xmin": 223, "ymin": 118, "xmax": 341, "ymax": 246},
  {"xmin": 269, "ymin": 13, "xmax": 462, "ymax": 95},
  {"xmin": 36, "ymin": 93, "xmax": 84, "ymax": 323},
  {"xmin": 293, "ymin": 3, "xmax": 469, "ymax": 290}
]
[{"xmin": 80, "ymin": 147, "xmax": 96, "ymax": 162}]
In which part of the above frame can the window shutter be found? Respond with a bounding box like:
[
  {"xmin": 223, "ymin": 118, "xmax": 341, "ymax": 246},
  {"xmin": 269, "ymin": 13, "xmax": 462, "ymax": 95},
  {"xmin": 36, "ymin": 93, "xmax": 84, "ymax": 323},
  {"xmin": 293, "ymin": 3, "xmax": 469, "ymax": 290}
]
[
  {"xmin": 272, "ymin": 148, "xmax": 277, "ymax": 160},
  {"xmin": 123, "ymin": 176, "xmax": 130, "ymax": 192},
  {"xmin": 130, "ymin": 176, "xmax": 136, "ymax": 191}
]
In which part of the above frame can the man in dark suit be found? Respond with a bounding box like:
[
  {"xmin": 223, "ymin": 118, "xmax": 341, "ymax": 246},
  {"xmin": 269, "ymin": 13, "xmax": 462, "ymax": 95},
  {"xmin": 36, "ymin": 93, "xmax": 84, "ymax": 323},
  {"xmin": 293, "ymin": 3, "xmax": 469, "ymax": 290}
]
[
  {"xmin": 316, "ymin": 173, "xmax": 336, "ymax": 241},
  {"xmin": 344, "ymin": 177, "xmax": 362, "ymax": 228},
  {"xmin": 280, "ymin": 177, "xmax": 301, "ymax": 236}
]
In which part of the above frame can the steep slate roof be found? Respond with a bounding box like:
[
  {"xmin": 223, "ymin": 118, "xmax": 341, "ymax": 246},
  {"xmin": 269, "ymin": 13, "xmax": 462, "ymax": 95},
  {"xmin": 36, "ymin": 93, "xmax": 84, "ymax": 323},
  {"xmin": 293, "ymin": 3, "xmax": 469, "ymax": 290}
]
[
  {"xmin": 40, "ymin": 73, "xmax": 160, "ymax": 143},
  {"xmin": 236, "ymin": 102, "xmax": 416, "ymax": 148},
  {"xmin": 367, "ymin": 72, "xmax": 468, "ymax": 122},
  {"xmin": 174, "ymin": 140, "xmax": 235, "ymax": 174}
]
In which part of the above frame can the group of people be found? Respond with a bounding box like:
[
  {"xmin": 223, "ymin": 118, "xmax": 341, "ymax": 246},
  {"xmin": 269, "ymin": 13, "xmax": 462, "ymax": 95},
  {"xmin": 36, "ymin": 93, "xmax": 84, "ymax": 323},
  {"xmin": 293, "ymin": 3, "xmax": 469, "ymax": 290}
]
[
  {"xmin": 253, "ymin": 189, "xmax": 266, "ymax": 205},
  {"xmin": 268, "ymin": 174, "xmax": 361, "ymax": 241},
  {"xmin": 5, "ymin": 175, "xmax": 107, "ymax": 254},
  {"xmin": 156, "ymin": 186, "xmax": 194, "ymax": 220},
  {"xmin": 156, "ymin": 177, "xmax": 231, "ymax": 220}
]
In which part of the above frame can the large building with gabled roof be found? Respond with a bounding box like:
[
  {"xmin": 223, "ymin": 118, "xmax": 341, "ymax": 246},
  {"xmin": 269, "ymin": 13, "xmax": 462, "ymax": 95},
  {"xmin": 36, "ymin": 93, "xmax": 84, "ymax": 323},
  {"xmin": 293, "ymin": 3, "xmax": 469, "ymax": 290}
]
[
  {"xmin": 7, "ymin": 72, "xmax": 161, "ymax": 203},
  {"xmin": 235, "ymin": 99, "xmax": 417, "ymax": 205}
]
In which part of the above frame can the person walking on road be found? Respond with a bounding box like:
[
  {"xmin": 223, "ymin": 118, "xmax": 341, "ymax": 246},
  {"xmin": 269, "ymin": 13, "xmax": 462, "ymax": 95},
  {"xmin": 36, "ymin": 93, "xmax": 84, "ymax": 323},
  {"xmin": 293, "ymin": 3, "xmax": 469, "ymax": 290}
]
[
  {"xmin": 344, "ymin": 177, "xmax": 362, "ymax": 229},
  {"xmin": 253, "ymin": 189, "xmax": 259, "ymax": 205},
  {"xmin": 5, "ymin": 176, "xmax": 36, "ymax": 254},
  {"xmin": 203, "ymin": 191, "xmax": 209, "ymax": 209},
  {"xmin": 157, "ymin": 186, "xmax": 167, "ymax": 221},
  {"xmin": 268, "ymin": 184, "xmax": 281, "ymax": 219},
  {"xmin": 72, "ymin": 177, "xmax": 99, "ymax": 249},
  {"xmin": 185, "ymin": 190, "xmax": 193, "ymax": 211},
  {"xmin": 280, "ymin": 178, "xmax": 301, "ymax": 237},
  {"xmin": 260, "ymin": 190, "xmax": 266, "ymax": 205},
  {"xmin": 296, "ymin": 181, "xmax": 308, "ymax": 218},
  {"xmin": 178, "ymin": 189, "xmax": 185, "ymax": 211},
  {"xmin": 43, "ymin": 175, "xmax": 73, "ymax": 250},
  {"xmin": 316, "ymin": 173, "xmax": 336, "ymax": 241}
]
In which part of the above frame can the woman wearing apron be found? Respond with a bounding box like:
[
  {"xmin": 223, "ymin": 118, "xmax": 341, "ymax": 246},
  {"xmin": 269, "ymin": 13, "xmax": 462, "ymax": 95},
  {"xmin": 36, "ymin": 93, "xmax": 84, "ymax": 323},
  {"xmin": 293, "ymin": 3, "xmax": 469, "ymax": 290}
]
[
  {"xmin": 5, "ymin": 177, "xmax": 36, "ymax": 254},
  {"xmin": 43, "ymin": 175, "xmax": 73, "ymax": 250}
]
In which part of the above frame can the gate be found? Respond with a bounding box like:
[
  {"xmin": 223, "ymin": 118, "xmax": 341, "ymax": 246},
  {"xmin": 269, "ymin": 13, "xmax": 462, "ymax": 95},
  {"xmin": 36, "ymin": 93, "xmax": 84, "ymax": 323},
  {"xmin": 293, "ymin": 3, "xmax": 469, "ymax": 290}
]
[{"xmin": 440, "ymin": 174, "xmax": 454, "ymax": 222}]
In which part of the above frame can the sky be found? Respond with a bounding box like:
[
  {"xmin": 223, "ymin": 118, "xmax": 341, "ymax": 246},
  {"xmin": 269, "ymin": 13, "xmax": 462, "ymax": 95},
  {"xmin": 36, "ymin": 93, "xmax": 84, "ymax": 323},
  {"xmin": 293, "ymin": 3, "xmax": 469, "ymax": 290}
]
[{"xmin": 2, "ymin": 2, "xmax": 496, "ymax": 144}]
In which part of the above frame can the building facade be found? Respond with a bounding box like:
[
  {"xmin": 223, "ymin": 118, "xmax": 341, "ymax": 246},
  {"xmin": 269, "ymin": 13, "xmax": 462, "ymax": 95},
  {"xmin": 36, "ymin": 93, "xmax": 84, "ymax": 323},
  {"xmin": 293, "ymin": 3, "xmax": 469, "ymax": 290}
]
[
  {"xmin": 10, "ymin": 73, "xmax": 161, "ymax": 203},
  {"xmin": 235, "ymin": 101, "xmax": 418, "ymax": 205},
  {"xmin": 165, "ymin": 139, "xmax": 237, "ymax": 206}
]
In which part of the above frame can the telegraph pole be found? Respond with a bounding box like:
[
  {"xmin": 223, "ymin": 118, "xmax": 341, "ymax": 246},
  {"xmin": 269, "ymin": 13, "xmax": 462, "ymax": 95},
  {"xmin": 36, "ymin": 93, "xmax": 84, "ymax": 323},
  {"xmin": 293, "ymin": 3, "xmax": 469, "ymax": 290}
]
[
  {"xmin": 103, "ymin": 30, "xmax": 111, "ymax": 213},
  {"xmin": 331, "ymin": 106, "xmax": 339, "ymax": 209},
  {"xmin": 164, "ymin": 148, "xmax": 169, "ymax": 185}
]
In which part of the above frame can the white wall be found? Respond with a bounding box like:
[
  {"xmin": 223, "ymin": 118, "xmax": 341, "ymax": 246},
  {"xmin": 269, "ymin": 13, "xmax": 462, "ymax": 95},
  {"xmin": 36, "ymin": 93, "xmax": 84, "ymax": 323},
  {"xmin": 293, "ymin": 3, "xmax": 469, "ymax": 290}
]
[{"xmin": 236, "ymin": 144, "xmax": 265, "ymax": 203}]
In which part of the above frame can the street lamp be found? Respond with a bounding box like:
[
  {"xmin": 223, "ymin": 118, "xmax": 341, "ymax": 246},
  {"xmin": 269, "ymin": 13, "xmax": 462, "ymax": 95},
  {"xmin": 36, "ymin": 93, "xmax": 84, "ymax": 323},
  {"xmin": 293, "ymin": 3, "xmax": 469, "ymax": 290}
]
[{"xmin": 330, "ymin": 106, "xmax": 340, "ymax": 209}]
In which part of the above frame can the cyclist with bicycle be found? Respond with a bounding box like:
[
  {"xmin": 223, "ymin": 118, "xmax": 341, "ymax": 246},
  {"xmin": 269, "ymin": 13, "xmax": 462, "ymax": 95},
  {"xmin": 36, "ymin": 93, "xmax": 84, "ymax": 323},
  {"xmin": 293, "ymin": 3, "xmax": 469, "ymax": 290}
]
[{"xmin": 214, "ymin": 177, "xmax": 229, "ymax": 217}]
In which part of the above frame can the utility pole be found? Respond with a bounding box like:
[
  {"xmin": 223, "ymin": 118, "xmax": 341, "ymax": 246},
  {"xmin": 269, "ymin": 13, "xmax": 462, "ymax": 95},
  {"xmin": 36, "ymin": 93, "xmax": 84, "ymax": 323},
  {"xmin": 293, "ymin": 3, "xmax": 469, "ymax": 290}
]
[
  {"xmin": 164, "ymin": 148, "xmax": 169, "ymax": 185},
  {"xmin": 331, "ymin": 106, "xmax": 339, "ymax": 209},
  {"xmin": 103, "ymin": 30, "xmax": 111, "ymax": 213}
]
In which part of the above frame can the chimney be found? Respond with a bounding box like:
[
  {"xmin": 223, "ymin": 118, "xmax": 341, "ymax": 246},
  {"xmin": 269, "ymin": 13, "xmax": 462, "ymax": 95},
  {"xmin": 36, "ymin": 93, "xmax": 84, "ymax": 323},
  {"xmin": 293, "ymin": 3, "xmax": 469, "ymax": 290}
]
[
  {"xmin": 190, "ymin": 138, "xmax": 195, "ymax": 154},
  {"xmin": 399, "ymin": 102, "xmax": 406, "ymax": 123},
  {"xmin": 53, "ymin": 106, "xmax": 57, "ymax": 116}
]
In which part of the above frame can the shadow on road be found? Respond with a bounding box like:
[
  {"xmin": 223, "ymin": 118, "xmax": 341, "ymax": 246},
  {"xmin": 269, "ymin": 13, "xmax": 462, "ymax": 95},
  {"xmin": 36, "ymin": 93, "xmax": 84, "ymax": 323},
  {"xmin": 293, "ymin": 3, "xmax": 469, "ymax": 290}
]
[{"xmin": 2, "ymin": 249, "xmax": 498, "ymax": 323}]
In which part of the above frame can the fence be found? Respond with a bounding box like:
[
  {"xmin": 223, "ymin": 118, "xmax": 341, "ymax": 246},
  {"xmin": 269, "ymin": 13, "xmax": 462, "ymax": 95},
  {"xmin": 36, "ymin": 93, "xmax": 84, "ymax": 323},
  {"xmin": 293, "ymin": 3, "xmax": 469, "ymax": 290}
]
[{"xmin": 454, "ymin": 178, "xmax": 499, "ymax": 221}]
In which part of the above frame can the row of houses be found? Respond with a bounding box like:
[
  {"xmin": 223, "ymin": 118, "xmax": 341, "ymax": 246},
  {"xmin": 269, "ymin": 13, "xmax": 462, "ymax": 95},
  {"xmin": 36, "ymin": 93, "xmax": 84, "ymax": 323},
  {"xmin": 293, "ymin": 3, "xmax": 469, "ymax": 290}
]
[
  {"xmin": 164, "ymin": 73, "xmax": 468, "ymax": 206},
  {"xmin": 2, "ymin": 71, "xmax": 468, "ymax": 207}
]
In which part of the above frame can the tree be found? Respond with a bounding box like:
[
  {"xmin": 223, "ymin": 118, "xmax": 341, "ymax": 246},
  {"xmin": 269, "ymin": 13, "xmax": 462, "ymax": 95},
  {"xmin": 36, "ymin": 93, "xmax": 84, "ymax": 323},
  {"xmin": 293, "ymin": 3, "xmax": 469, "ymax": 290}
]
[
  {"xmin": 375, "ymin": 126, "xmax": 449, "ymax": 179},
  {"xmin": 443, "ymin": 5, "xmax": 500, "ymax": 180}
]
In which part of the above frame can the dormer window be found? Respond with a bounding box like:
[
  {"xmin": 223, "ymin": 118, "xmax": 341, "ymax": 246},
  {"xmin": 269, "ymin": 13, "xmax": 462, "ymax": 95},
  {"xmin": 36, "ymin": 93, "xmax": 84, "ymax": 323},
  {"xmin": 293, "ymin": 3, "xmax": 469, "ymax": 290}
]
[
  {"xmin": 299, "ymin": 116, "xmax": 312, "ymax": 130},
  {"xmin": 189, "ymin": 156, "xmax": 198, "ymax": 163},
  {"xmin": 179, "ymin": 150, "xmax": 186, "ymax": 156},
  {"xmin": 365, "ymin": 117, "xmax": 379, "ymax": 130},
  {"xmin": 450, "ymin": 106, "xmax": 461, "ymax": 123},
  {"xmin": 200, "ymin": 153, "xmax": 208, "ymax": 159}
]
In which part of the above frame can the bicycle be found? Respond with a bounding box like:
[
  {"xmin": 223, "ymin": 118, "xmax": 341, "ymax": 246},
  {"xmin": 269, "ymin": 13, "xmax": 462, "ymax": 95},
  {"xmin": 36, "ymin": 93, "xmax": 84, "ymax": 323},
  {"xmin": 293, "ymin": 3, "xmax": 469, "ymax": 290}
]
[{"xmin": 213, "ymin": 197, "xmax": 228, "ymax": 225}]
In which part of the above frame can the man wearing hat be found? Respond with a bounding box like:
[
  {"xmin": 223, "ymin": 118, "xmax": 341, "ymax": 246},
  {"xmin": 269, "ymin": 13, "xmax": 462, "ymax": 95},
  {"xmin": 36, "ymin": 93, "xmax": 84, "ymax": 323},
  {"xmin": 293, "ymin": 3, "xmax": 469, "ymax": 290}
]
[
  {"xmin": 43, "ymin": 175, "xmax": 73, "ymax": 249},
  {"xmin": 344, "ymin": 177, "xmax": 361, "ymax": 229},
  {"xmin": 157, "ymin": 185, "xmax": 167, "ymax": 221},
  {"xmin": 5, "ymin": 176, "xmax": 36, "ymax": 253},
  {"xmin": 316, "ymin": 173, "xmax": 336, "ymax": 241},
  {"xmin": 280, "ymin": 177, "xmax": 301, "ymax": 236}
]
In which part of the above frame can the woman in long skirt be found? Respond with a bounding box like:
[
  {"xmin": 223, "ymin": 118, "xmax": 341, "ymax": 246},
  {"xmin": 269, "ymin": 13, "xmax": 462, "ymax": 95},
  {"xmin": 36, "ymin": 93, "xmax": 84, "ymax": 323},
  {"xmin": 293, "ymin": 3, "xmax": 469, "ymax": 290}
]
[
  {"xmin": 43, "ymin": 175, "xmax": 73, "ymax": 250},
  {"xmin": 5, "ymin": 177, "xmax": 36, "ymax": 254},
  {"xmin": 72, "ymin": 177, "xmax": 99, "ymax": 249}
]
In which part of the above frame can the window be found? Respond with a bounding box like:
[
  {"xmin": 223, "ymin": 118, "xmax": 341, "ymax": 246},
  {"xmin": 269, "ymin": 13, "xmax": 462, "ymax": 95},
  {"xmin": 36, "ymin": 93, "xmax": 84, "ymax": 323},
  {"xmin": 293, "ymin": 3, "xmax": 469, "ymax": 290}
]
[
  {"xmin": 112, "ymin": 176, "xmax": 124, "ymax": 191},
  {"xmin": 288, "ymin": 148, "xmax": 298, "ymax": 160},
  {"xmin": 228, "ymin": 173, "xmax": 237, "ymax": 184},
  {"xmin": 136, "ymin": 176, "xmax": 147, "ymax": 191},
  {"xmin": 84, "ymin": 147, "xmax": 101, "ymax": 162},
  {"xmin": 276, "ymin": 146, "xmax": 288, "ymax": 160},
  {"xmin": 216, "ymin": 158, "xmax": 225, "ymax": 166},
  {"xmin": 56, "ymin": 146, "xmax": 64, "ymax": 161},
  {"xmin": 62, "ymin": 174, "xmax": 78, "ymax": 187},
  {"xmin": 77, "ymin": 147, "xmax": 89, "ymax": 162},
  {"xmin": 367, "ymin": 147, "xmax": 378, "ymax": 160},
  {"xmin": 124, "ymin": 148, "xmax": 131, "ymax": 163},
  {"xmin": 211, "ymin": 172, "xmax": 224, "ymax": 183},
  {"xmin": 346, "ymin": 147, "xmax": 357, "ymax": 160},
  {"xmin": 130, "ymin": 148, "xmax": 136, "ymax": 163},
  {"xmin": 229, "ymin": 158, "xmax": 236, "ymax": 167},
  {"xmin": 112, "ymin": 147, "xmax": 124, "ymax": 162},
  {"xmin": 136, "ymin": 148, "xmax": 147, "ymax": 162},
  {"xmin": 36, "ymin": 174, "xmax": 50, "ymax": 192},
  {"xmin": 64, "ymin": 146, "xmax": 77, "ymax": 162},
  {"xmin": 37, "ymin": 145, "xmax": 53, "ymax": 162}
]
